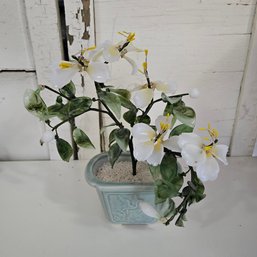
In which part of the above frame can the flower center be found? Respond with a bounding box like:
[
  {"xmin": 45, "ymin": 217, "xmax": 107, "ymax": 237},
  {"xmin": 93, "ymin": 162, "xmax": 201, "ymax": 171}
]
[
  {"xmin": 160, "ymin": 121, "xmax": 170, "ymax": 132},
  {"xmin": 203, "ymin": 145, "xmax": 215, "ymax": 157}
]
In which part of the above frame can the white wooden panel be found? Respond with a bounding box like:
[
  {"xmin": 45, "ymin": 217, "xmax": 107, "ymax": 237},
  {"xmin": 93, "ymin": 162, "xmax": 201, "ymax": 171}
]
[
  {"xmin": 63, "ymin": 0, "xmax": 101, "ymax": 160},
  {"xmin": 24, "ymin": 0, "xmax": 68, "ymax": 160},
  {"xmin": 0, "ymin": 0, "xmax": 34, "ymax": 70},
  {"xmin": 24, "ymin": 0, "xmax": 63, "ymax": 85},
  {"xmin": 230, "ymin": 7, "xmax": 257, "ymax": 156},
  {"xmin": 94, "ymin": 0, "xmax": 256, "ymax": 152},
  {"xmin": 0, "ymin": 73, "xmax": 49, "ymax": 160}
]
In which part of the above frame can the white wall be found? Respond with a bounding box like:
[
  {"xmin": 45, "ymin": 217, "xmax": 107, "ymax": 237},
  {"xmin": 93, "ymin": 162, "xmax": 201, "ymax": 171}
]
[
  {"xmin": 94, "ymin": 0, "xmax": 257, "ymax": 155},
  {"xmin": 0, "ymin": 0, "xmax": 48, "ymax": 160},
  {"xmin": 1, "ymin": 0, "xmax": 257, "ymax": 160}
]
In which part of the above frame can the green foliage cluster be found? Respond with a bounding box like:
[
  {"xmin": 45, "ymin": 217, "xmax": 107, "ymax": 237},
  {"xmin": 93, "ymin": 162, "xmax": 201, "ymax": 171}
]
[{"xmin": 24, "ymin": 79, "xmax": 205, "ymax": 227}]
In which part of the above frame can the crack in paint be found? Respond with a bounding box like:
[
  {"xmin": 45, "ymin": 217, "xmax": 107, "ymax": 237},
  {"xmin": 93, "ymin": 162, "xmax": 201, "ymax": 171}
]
[
  {"xmin": 66, "ymin": 25, "xmax": 74, "ymax": 45},
  {"xmin": 80, "ymin": 0, "xmax": 90, "ymax": 40}
]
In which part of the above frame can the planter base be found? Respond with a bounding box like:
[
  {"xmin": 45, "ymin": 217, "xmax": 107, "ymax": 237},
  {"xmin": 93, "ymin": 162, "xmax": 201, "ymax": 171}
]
[{"xmin": 85, "ymin": 153, "xmax": 157, "ymax": 224}]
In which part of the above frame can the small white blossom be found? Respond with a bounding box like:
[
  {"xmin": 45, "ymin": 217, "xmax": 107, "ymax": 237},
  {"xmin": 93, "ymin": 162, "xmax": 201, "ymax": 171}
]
[
  {"xmin": 170, "ymin": 125, "xmax": 228, "ymax": 182},
  {"xmin": 50, "ymin": 47, "xmax": 110, "ymax": 88},
  {"xmin": 132, "ymin": 115, "xmax": 175, "ymax": 166},
  {"xmin": 94, "ymin": 32, "xmax": 143, "ymax": 75},
  {"xmin": 133, "ymin": 81, "xmax": 177, "ymax": 109}
]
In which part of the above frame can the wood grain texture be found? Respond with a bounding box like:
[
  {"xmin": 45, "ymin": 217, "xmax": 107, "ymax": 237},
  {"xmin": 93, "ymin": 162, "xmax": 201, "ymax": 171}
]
[
  {"xmin": 230, "ymin": 7, "xmax": 257, "ymax": 156},
  {"xmin": 94, "ymin": 0, "xmax": 257, "ymax": 154},
  {"xmin": 63, "ymin": 0, "xmax": 101, "ymax": 160},
  {"xmin": 24, "ymin": 0, "xmax": 63, "ymax": 85},
  {"xmin": 23, "ymin": 0, "xmax": 67, "ymax": 160}
]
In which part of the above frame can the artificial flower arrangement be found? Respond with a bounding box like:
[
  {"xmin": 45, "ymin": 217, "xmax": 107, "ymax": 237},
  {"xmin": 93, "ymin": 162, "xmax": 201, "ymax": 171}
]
[{"xmin": 24, "ymin": 32, "xmax": 228, "ymax": 227}]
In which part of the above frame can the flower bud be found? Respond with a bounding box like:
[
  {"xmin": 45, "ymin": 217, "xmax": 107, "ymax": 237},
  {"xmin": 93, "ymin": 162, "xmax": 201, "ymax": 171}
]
[
  {"xmin": 139, "ymin": 201, "xmax": 159, "ymax": 219},
  {"xmin": 189, "ymin": 88, "xmax": 200, "ymax": 98}
]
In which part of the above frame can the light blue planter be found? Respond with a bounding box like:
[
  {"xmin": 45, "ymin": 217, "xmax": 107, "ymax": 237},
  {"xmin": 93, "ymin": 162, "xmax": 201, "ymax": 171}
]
[{"xmin": 85, "ymin": 153, "xmax": 157, "ymax": 224}]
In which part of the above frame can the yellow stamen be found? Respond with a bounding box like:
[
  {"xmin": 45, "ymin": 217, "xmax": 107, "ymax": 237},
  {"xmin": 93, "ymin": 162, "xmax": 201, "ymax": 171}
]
[
  {"xmin": 127, "ymin": 32, "xmax": 136, "ymax": 42},
  {"xmin": 144, "ymin": 49, "xmax": 148, "ymax": 56},
  {"xmin": 160, "ymin": 122, "xmax": 170, "ymax": 132},
  {"xmin": 87, "ymin": 46, "xmax": 96, "ymax": 51},
  {"xmin": 199, "ymin": 123, "xmax": 219, "ymax": 140},
  {"xmin": 118, "ymin": 31, "xmax": 128, "ymax": 37},
  {"xmin": 59, "ymin": 61, "xmax": 74, "ymax": 69},
  {"xmin": 204, "ymin": 145, "xmax": 214, "ymax": 157},
  {"xmin": 211, "ymin": 128, "xmax": 219, "ymax": 138},
  {"xmin": 142, "ymin": 61, "xmax": 147, "ymax": 71},
  {"xmin": 118, "ymin": 31, "xmax": 136, "ymax": 42},
  {"xmin": 81, "ymin": 46, "xmax": 96, "ymax": 55}
]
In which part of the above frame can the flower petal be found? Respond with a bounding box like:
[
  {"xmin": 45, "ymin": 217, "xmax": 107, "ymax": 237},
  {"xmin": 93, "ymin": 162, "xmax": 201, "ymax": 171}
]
[
  {"xmin": 213, "ymin": 144, "xmax": 228, "ymax": 165},
  {"xmin": 147, "ymin": 142, "xmax": 164, "ymax": 166},
  {"xmin": 155, "ymin": 115, "xmax": 173, "ymax": 134},
  {"xmin": 154, "ymin": 81, "xmax": 169, "ymax": 93},
  {"xmin": 181, "ymin": 144, "xmax": 206, "ymax": 166},
  {"xmin": 102, "ymin": 41, "xmax": 120, "ymax": 63},
  {"xmin": 139, "ymin": 201, "xmax": 159, "ymax": 219},
  {"xmin": 196, "ymin": 156, "xmax": 220, "ymax": 182},
  {"xmin": 163, "ymin": 136, "xmax": 181, "ymax": 152},
  {"xmin": 133, "ymin": 88, "xmax": 154, "ymax": 108},
  {"xmin": 125, "ymin": 43, "xmax": 144, "ymax": 53},
  {"xmin": 155, "ymin": 80, "xmax": 177, "ymax": 94},
  {"xmin": 178, "ymin": 133, "xmax": 202, "ymax": 149},
  {"xmin": 123, "ymin": 55, "xmax": 138, "ymax": 75},
  {"xmin": 133, "ymin": 141, "xmax": 154, "ymax": 161},
  {"xmin": 132, "ymin": 123, "xmax": 156, "ymax": 142},
  {"xmin": 51, "ymin": 64, "xmax": 79, "ymax": 88},
  {"xmin": 86, "ymin": 62, "xmax": 110, "ymax": 83}
]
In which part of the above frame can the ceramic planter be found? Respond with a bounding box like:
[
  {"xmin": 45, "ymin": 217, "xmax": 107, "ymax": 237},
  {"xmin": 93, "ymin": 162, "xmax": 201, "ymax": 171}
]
[{"xmin": 85, "ymin": 152, "xmax": 156, "ymax": 224}]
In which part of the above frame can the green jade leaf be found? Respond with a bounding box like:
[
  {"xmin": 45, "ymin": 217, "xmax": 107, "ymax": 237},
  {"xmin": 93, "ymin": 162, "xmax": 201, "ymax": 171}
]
[
  {"xmin": 99, "ymin": 91, "xmax": 121, "ymax": 119},
  {"xmin": 108, "ymin": 143, "xmax": 122, "ymax": 168},
  {"xmin": 173, "ymin": 105, "xmax": 196, "ymax": 128},
  {"xmin": 170, "ymin": 124, "xmax": 193, "ymax": 137},
  {"xmin": 73, "ymin": 128, "xmax": 95, "ymax": 149},
  {"xmin": 114, "ymin": 128, "xmax": 130, "ymax": 151},
  {"xmin": 123, "ymin": 110, "xmax": 137, "ymax": 125},
  {"xmin": 59, "ymin": 81, "xmax": 76, "ymax": 98},
  {"xmin": 160, "ymin": 152, "xmax": 178, "ymax": 181},
  {"xmin": 68, "ymin": 97, "xmax": 92, "ymax": 116},
  {"xmin": 109, "ymin": 88, "xmax": 131, "ymax": 100},
  {"xmin": 56, "ymin": 138, "xmax": 73, "ymax": 162},
  {"xmin": 24, "ymin": 88, "xmax": 48, "ymax": 121},
  {"xmin": 161, "ymin": 93, "xmax": 182, "ymax": 104}
]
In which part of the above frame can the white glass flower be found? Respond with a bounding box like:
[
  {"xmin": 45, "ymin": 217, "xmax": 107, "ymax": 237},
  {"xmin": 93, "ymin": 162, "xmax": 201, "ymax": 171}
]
[
  {"xmin": 171, "ymin": 125, "xmax": 228, "ymax": 182},
  {"xmin": 139, "ymin": 201, "xmax": 159, "ymax": 220},
  {"xmin": 132, "ymin": 115, "xmax": 175, "ymax": 166},
  {"xmin": 133, "ymin": 80, "xmax": 177, "ymax": 109},
  {"xmin": 51, "ymin": 49, "xmax": 110, "ymax": 88},
  {"xmin": 95, "ymin": 32, "xmax": 143, "ymax": 74}
]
